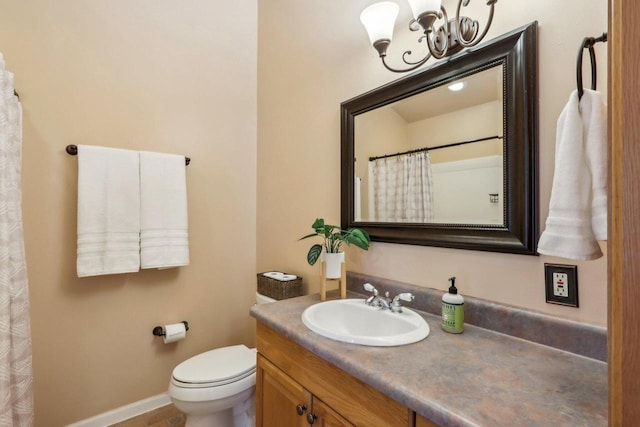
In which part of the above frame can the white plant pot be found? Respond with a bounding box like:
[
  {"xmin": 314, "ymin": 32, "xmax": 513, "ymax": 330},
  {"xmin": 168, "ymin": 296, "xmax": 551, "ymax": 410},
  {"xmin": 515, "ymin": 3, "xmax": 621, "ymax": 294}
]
[{"xmin": 321, "ymin": 252, "xmax": 345, "ymax": 279}]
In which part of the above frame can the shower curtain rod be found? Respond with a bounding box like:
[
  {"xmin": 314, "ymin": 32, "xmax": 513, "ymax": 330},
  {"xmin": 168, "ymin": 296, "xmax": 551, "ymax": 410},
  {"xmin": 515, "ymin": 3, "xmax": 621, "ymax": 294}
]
[
  {"xmin": 65, "ymin": 145, "xmax": 191, "ymax": 166},
  {"xmin": 368, "ymin": 135, "xmax": 503, "ymax": 161}
]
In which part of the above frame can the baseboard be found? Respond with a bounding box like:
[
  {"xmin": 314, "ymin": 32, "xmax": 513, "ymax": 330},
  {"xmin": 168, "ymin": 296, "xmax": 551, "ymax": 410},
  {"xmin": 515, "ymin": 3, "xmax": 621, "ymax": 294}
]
[{"xmin": 66, "ymin": 393, "xmax": 171, "ymax": 427}]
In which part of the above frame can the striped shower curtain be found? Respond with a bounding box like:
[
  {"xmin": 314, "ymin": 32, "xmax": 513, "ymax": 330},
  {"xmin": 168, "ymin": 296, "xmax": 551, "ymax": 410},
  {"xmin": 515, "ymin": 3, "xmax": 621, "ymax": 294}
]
[
  {"xmin": 0, "ymin": 54, "xmax": 34, "ymax": 426},
  {"xmin": 368, "ymin": 151, "xmax": 434, "ymax": 222}
]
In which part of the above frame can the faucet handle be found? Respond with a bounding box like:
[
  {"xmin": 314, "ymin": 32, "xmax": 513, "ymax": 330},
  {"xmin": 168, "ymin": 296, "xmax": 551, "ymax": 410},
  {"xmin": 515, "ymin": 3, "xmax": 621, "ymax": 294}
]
[
  {"xmin": 393, "ymin": 292, "xmax": 415, "ymax": 303},
  {"xmin": 363, "ymin": 283, "xmax": 378, "ymax": 296},
  {"xmin": 390, "ymin": 293, "xmax": 415, "ymax": 313},
  {"xmin": 363, "ymin": 283, "xmax": 379, "ymax": 306}
]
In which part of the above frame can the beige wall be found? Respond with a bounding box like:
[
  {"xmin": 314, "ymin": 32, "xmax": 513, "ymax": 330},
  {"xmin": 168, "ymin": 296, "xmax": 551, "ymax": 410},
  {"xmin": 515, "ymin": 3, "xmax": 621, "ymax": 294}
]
[
  {"xmin": 258, "ymin": 0, "xmax": 608, "ymax": 326},
  {"xmin": 408, "ymin": 101, "xmax": 503, "ymax": 163},
  {"xmin": 0, "ymin": 1, "xmax": 257, "ymax": 425}
]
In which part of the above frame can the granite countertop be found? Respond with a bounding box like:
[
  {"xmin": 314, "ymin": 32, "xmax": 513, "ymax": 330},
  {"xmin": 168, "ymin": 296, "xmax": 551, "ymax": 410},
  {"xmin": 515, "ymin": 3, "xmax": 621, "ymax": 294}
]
[{"xmin": 250, "ymin": 292, "xmax": 607, "ymax": 427}]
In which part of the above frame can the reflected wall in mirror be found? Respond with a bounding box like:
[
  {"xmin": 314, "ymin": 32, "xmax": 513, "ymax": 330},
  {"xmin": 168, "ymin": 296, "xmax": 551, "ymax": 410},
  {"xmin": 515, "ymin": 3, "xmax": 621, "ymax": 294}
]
[
  {"xmin": 341, "ymin": 22, "xmax": 538, "ymax": 255},
  {"xmin": 355, "ymin": 65, "xmax": 505, "ymax": 225}
]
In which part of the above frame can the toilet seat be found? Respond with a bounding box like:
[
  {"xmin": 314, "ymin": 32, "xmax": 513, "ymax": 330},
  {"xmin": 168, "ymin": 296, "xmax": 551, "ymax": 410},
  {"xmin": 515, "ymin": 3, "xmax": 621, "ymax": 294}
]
[{"xmin": 171, "ymin": 345, "xmax": 256, "ymax": 389}]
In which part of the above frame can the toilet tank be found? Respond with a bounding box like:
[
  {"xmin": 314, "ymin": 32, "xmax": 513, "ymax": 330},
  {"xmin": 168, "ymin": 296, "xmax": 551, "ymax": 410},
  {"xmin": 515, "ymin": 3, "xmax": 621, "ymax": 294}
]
[{"xmin": 255, "ymin": 292, "xmax": 277, "ymax": 305}]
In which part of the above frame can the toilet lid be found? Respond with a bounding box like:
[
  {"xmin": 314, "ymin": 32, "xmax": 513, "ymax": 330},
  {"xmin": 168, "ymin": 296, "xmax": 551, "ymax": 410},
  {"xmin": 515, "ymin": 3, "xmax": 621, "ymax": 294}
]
[{"xmin": 172, "ymin": 345, "xmax": 256, "ymax": 385}]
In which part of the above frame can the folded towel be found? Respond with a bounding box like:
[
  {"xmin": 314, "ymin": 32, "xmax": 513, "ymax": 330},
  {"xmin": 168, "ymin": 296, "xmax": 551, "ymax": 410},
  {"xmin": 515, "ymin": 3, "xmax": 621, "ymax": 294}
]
[
  {"xmin": 139, "ymin": 151, "xmax": 189, "ymax": 269},
  {"xmin": 538, "ymin": 90, "xmax": 603, "ymax": 260},
  {"xmin": 581, "ymin": 89, "xmax": 608, "ymax": 240},
  {"xmin": 77, "ymin": 145, "xmax": 141, "ymax": 277}
]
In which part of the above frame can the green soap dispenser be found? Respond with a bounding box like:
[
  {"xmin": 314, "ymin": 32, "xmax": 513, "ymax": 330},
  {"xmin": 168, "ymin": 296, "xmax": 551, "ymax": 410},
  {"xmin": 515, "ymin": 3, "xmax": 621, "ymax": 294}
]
[{"xmin": 442, "ymin": 276, "xmax": 464, "ymax": 334}]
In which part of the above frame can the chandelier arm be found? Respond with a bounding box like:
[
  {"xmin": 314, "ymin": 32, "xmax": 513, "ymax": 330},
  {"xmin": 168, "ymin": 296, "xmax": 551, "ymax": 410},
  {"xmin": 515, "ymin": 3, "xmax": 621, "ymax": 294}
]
[
  {"xmin": 402, "ymin": 48, "xmax": 432, "ymax": 66},
  {"xmin": 426, "ymin": 5, "xmax": 450, "ymax": 59},
  {"xmin": 381, "ymin": 55, "xmax": 430, "ymax": 73},
  {"xmin": 440, "ymin": 5, "xmax": 450, "ymax": 33},
  {"xmin": 456, "ymin": 0, "xmax": 496, "ymax": 48}
]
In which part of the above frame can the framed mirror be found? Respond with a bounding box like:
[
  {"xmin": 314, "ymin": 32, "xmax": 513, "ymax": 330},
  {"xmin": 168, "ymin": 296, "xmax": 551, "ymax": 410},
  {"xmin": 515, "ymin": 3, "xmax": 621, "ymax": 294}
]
[{"xmin": 341, "ymin": 22, "xmax": 538, "ymax": 255}]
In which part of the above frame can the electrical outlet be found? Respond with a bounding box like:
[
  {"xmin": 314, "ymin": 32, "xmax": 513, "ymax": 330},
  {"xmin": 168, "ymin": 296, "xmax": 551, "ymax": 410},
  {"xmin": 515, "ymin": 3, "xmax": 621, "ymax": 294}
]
[
  {"xmin": 552, "ymin": 272, "xmax": 569, "ymax": 297},
  {"xmin": 545, "ymin": 264, "xmax": 579, "ymax": 307}
]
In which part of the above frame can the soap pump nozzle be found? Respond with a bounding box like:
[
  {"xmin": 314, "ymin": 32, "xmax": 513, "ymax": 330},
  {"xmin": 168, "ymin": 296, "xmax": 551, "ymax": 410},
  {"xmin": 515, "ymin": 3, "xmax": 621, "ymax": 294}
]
[{"xmin": 448, "ymin": 276, "xmax": 457, "ymax": 294}]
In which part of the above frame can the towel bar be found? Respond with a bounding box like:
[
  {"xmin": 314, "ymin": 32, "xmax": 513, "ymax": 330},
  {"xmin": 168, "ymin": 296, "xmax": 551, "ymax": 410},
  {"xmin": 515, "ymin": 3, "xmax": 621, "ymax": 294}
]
[
  {"xmin": 66, "ymin": 144, "xmax": 191, "ymax": 166},
  {"xmin": 152, "ymin": 321, "xmax": 189, "ymax": 337}
]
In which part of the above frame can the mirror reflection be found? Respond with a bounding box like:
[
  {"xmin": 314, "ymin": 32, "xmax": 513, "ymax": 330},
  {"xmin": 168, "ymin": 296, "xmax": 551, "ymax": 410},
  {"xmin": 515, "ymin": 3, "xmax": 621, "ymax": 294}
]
[{"xmin": 354, "ymin": 65, "xmax": 504, "ymax": 225}]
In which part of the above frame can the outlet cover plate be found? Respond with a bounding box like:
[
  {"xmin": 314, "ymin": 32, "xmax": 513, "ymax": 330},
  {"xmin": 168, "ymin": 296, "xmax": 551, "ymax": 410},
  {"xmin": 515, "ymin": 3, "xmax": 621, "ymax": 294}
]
[{"xmin": 545, "ymin": 263, "xmax": 579, "ymax": 307}]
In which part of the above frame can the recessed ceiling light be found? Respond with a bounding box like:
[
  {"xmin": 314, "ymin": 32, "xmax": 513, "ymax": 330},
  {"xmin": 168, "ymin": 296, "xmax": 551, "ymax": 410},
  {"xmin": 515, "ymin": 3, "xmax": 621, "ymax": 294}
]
[{"xmin": 448, "ymin": 82, "xmax": 465, "ymax": 91}]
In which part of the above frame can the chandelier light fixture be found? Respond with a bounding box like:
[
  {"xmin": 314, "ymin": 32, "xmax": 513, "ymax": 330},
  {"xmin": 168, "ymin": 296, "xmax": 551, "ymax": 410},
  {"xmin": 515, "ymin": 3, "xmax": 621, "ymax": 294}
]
[{"xmin": 360, "ymin": 0, "xmax": 497, "ymax": 73}]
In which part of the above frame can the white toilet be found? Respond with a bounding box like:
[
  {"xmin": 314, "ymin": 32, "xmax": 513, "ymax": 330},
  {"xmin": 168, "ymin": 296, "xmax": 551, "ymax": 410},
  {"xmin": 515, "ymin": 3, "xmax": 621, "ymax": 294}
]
[{"xmin": 168, "ymin": 292, "xmax": 277, "ymax": 427}]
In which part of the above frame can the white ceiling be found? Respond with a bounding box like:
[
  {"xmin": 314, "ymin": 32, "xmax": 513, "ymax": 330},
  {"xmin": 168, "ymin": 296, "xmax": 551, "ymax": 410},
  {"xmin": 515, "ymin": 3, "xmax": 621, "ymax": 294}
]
[{"xmin": 390, "ymin": 65, "xmax": 503, "ymax": 122}]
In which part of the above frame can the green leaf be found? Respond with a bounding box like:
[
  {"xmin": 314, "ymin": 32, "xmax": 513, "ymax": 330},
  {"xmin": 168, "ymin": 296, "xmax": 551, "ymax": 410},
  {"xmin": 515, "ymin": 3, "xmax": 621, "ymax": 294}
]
[
  {"xmin": 323, "ymin": 224, "xmax": 337, "ymax": 237},
  {"xmin": 298, "ymin": 232, "xmax": 319, "ymax": 241},
  {"xmin": 307, "ymin": 244, "xmax": 323, "ymax": 265},
  {"xmin": 312, "ymin": 218, "xmax": 325, "ymax": 233},
  {"xmin": 344, "ymin": 228, "xmax": 370, "ymax": 250},
  {"xmin": 350, "ymin": 228, "xmax": 370, "ymax": 243}
]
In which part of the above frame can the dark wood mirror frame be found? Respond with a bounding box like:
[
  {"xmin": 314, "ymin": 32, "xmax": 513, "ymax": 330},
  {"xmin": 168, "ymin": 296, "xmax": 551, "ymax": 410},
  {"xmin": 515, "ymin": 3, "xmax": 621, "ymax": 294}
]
[{"xmin": 341, "ymin": 22, "xmax": 538, "ymax": 255}]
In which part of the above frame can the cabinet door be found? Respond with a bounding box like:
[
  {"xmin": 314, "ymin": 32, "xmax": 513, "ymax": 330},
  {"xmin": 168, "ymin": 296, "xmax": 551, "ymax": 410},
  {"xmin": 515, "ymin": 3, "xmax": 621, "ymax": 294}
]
[
  {"xmin": 309, "ymin": 397, "xmax": 354, "ymax": 427},
  {"xmin": 257, "ymin": 354, "xmax": 311, "ymax": 427},
  {"xmin": 257, "ymin": 323, "xmax": 411, "ymax": 426},
  {"xmin": 415, "ymin": 413, "xmax": 440, "ymax": 427}
]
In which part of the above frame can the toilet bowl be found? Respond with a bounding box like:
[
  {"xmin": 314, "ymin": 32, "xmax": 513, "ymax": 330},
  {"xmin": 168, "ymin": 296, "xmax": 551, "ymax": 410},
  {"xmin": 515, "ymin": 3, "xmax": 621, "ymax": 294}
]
[
  {"xmin": 169, "ymin": 344, "xmax": 257, "ymax": 427},
  {"xmin": 168, "ymin": 292, "xmax": 275, "ymax": 427}
]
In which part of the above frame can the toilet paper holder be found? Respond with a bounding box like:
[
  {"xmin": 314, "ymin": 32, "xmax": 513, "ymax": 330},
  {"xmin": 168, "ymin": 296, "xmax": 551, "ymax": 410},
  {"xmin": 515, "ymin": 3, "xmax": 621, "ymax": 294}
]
[{"xmin": 153, "ymin": 321, "xmax": 189, "ymax": 337}]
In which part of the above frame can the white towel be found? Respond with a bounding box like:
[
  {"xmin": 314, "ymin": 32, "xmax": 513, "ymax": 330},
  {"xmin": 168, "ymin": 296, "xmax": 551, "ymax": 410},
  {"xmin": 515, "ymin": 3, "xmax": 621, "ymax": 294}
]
[
  {"xmin": 77, "ymin": 145, "xmax": 141, "ymax": 277},
  {"xmin": 582, "ymin": 89, "xmax": 608, "ymax": 240},
  {"xmin": 139, "ymin": 151, "xmax": 189, "ymax": 269},
  {"xmin": 537, "ymin": 90, "xmax": 606, "ymax": 260}
]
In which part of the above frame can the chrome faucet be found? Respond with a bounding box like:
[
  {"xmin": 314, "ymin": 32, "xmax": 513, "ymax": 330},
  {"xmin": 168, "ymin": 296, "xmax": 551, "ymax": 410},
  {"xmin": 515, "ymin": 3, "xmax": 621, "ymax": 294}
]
[
  {"xmin": 390, "ymin": 293, "xmax": 415, "ymax": 313},
  {"xmin": 363, "ymin": 283, "xmax": 390, "ymax": 308},
  {"xmin": 364, "ymin": 283, "xmax": 391, "ymax": 310},
  {"xmin": 363, "ymin": 283, "xmax": 414, "ymax": 313}
]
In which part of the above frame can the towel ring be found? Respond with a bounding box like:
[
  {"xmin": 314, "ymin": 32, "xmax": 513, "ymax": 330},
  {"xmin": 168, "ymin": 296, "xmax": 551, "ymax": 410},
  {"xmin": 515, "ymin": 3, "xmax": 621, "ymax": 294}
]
[{"xmin": 576, "ymin": 33, "xmax": 607, "ymax": 100}]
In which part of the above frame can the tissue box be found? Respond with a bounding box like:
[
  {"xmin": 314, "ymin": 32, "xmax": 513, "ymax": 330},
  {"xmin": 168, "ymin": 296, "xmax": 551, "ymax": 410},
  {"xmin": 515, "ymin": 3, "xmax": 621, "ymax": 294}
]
[{"xmin": 257, "ymin": 273, "xmax": 303, "ymax": 300}]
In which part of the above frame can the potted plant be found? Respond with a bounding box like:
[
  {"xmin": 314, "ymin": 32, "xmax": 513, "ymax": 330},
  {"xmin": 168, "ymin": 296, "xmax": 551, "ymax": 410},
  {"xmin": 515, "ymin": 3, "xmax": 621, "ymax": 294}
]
[{"xmin": 299, "ymin": 218, "xmax": 371, "ymax": 278}]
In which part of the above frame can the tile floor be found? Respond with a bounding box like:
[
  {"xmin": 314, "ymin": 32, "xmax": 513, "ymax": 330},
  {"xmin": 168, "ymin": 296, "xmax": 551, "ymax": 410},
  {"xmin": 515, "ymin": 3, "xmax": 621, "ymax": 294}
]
[{"xmin": 109, "ymin": 404, "xmax": 185, "ymax": 427}]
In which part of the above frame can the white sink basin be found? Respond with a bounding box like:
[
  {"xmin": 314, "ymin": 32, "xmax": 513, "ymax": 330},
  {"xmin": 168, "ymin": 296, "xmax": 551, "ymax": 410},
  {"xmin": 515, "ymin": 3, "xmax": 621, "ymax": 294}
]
[{"xmin": 301, "ymin": 299, "xmax": 430, "ymax": 347}]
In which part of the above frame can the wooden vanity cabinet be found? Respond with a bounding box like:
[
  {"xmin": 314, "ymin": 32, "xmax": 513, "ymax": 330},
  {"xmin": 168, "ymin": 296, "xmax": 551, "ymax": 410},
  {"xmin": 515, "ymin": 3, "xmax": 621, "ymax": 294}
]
[
  {"xmin": 310, "ymin": 397, "xmax": 354, "ymax": 426},
  {"xmin": 258, "ymin": 354, "xmax": 310, "ymax": 426},
  {"xmin": 257, "ymin": 355, "xmax": 353, "ymax": 426},
  {"xmin": 256, "ymin": 323, "xmax": 416, "ymax": 427}
]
